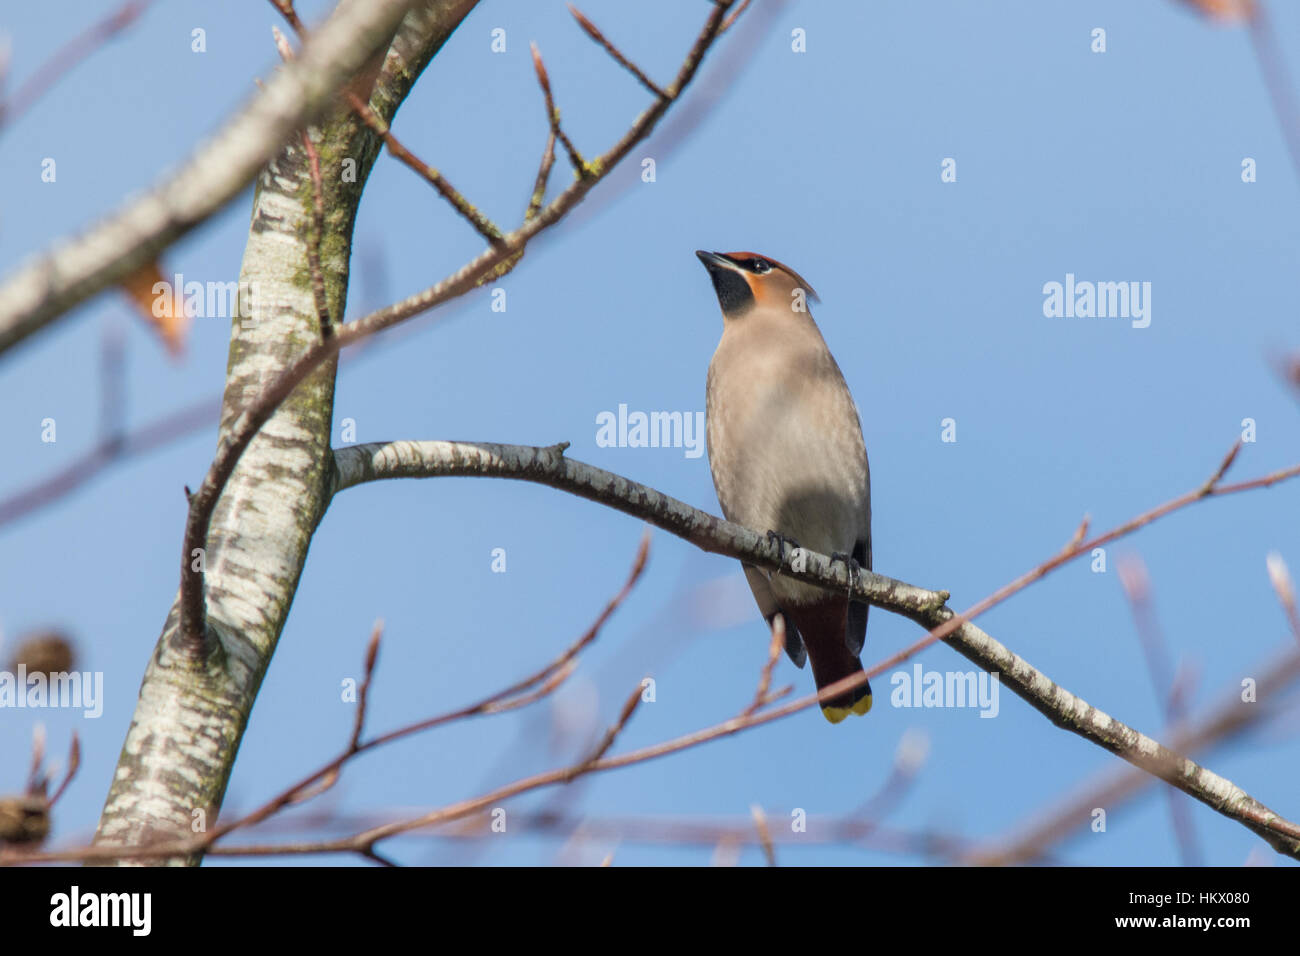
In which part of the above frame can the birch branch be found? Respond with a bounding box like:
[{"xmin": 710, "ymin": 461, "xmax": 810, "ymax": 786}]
[
  {"xmin": 330, "ymin": 438, "xmax": 1300, "ymax": 858},
  {"xmin": 0, "ymin": 0, "xmax": 423, "ymax": 356}
]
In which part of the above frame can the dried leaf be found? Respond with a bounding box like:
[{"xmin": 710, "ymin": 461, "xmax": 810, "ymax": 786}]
[{"xmin": 120, "ymin": 259, "xmax": 189, "ymax": 355}]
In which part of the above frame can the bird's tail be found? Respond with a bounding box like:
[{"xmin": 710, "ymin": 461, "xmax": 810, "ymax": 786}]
[{"xmin": 782, "ymin": 601, "xmax": 873, "ymax": 724}]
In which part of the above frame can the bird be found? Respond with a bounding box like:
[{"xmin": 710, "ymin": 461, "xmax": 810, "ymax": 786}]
[{"xmin": 697, "ymin": 249, "xmax": 872, "ymax": 724}]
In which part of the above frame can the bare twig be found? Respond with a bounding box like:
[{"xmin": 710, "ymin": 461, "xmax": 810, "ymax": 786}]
[
  {"xmin": 1245, "ymin": 2, "xmax": 1300, "ymax": 185},
  {"xmin": 721, "ymin": 0, "xmax": 754, "ymax": 32},
  {"xmin": 1118, "ymin": 556, "xmax": 1202, "ymax": 866},
  {"xmin": 344, "ymin": 91, "xmax": 508, "ymax": 247},
  {"xmin": 46, "ymin": 734, "xmax": 81, "ymax": 808},
  {"xmin": 25, "ymin": 726, "xmax": 46, "ymax": 794},
  {"xmin": 350, "ymin": 622, "xmax": 383, "ymax": 751},
  {"xmin": 530, "ymin": 43, "xmax": 589, "ymax": 175},
  {"xmin": 299, "ymin": 129, "xmax": 334, "ymax": 337},
  {"xmin": 269, "ymin": 0, "xmax": 307, "ymax": 34},
  {"xmin": 0, "ymin": 0, "xmax": 153, "ymax": 127},
  {"xmin": 744, "ymin": 615, "xmax": 785, "ymax": 716},
  {"xmin": 271, "ymin": 1, "xmax": 508, "ymax": 249},
  {"xmin": 567, "ymin": 5, "xmax": 668, "ymax": 99},
  {"xmin": 3, "ymin": 536, "xmax": 654, "ymax": 865},
  {"xmin": 1267, "ymin": 552, "xmax": 1300, "ymax": 644},
  {"xmin": 565, "ymin": 684, "xmax": 644, "ymax": 782},
  {"xmin": 860, "ymin": 440, "xmax": 1274, "ymax": 705},
  {"xmin": 966, "ymin": 643, "xmax": 1300, "ymax": 865},
  {"xmin": 750, "ymin": 804, "xmax": 776, "ymax": 866},
  {"xmin": 526, "ymin": 131, "xmax": 558, "ymax": 221},
  {"xmin": 0, "ymin": 394, "xmax": 220, "ymax": 529}
]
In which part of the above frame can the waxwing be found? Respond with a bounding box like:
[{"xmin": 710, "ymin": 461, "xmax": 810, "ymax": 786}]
[{"xmin": 698, "ymin": 250, "xmax": 872, "ymax": 723}]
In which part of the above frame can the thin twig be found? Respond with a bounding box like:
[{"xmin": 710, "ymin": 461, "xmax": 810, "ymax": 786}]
[
  {"xmin": 272, "ymin": 1, "xmax": 508, "ymax": 250},
  {"xmin": 721, "ymin": 0, "xmax": 753, "ymax": 33},
  {"xmin": 530, "ymin": 43, "xmax": 589, "ymax": 175},
  {"xmin": 299, "ymin": 129, "xmax": 334, "ymax": 337},
  {"xmin": 847, "ymin": 440, "xmax": 1273, "ymax": 711},
  {"xmin": 744, "ymin": 615, "xmax": 784, "ymax": 716},
  {"xmin": 567, "ymin": 4, "xmax": 668, "ymax": 99},
  {"xmin": 1118, "ymin": 556, "xmax": 1202, "ymax": 866},
  {"xmin": 0, "ymin": 0, "xmax": 153, "ymax": 127},
  {"xmin": 750, "ymin": 804, "xmax": 776, "ymax": 866},
  {"xmin": 1267, "ymin": 552, "xmax": 1300, "ymax": 644},
  {"xmin": 46, "ymin": 734, "xmax": 81, "ymax": 809},
  {"xmin": 966, "ymin": 643, "xmax": 1300, "ymax": 865},
  {"xmin": 350, "ymin": 622, "xmax": 384, "ymax": 751},
  {"xmin": 526, "ymin": 131, "xmax": 557, "ymax": 221},
  {"xmin": 1245, "ymin": 2, "xmax": 1300, "ymax": 186},
  {"xmin": 345, "ymin": 91, "xmax": 507, "ymax": 248},
  {"xmin": 269, "ymin": 0, "xmax": 306, "ymax": 34},
  {"xmin": 3, "ymin": 535, "xmax": 655, "ymax": 865}
]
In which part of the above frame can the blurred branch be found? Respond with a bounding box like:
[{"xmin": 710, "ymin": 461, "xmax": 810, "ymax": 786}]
[
  {"xmin": 0, "ymin": 0, "xmax": 424, "ymax": 356},
  {"xmin": 1246, "ymin": 3, "xmax": 1300, "ymax": 185},
  {"xmin": 17, "ymin": 429, "xmax": 1300, "ymax": 862},
  {"xmin": 4, "ymin": 536, "xmax": 651, "ymax": 865},
  {"xmin": 1118, "ymin": 556, "xmax": 1203, "ymax": 866},
  {"xmin": 0, "ymin": 393, "xmax": 220, "ymax": 529},
  {"xmin": 964, "ymin": 643, "xmax": 1300, "ymax": 865},
  {"xmin": 0, "ymin": 0, "xmax": 153, "ymax": 128},
  {"xmin": 1267, "ymin": 552, "xmax": 1300, "ymax": 644}
]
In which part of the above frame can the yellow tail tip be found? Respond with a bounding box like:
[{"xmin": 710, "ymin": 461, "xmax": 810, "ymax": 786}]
[{"xmin": 821, "ymin": 693, "xmax": 872, "ymax": 724}]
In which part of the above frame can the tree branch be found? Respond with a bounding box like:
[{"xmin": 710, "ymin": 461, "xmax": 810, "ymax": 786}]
[
  {"xmin": 175, "ymin": 0, "xmax": 740, "ymax": 650},
  {"xmin": 0, "ymin": 0, "xmax": 423, "ymax": 356},
  {"xmin": 331, "ymin": 438, "xmax": 1300, "ymax": 858}
]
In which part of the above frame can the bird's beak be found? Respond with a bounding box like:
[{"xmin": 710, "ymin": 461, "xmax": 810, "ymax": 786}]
[{"xmin": 694, "ymin": 250, "xmax": 735, "ymax": 274}]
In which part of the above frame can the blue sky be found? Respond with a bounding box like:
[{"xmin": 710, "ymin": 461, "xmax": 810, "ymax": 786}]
[{"xmin": 1, "ymin": 0, "xmax": 1298, "ymax": 866}]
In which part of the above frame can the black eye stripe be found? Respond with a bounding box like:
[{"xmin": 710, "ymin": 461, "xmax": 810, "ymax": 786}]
[{"xmin": 749, "ymin": 258, "xmax": 771, "ymax": 274}]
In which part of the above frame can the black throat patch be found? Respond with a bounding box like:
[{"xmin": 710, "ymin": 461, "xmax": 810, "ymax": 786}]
[{"xmin": 707, "ymin": 267, "xmax": 755, "ymax": 317}]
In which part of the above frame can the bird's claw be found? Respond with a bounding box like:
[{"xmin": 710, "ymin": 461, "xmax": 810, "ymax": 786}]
[
  {"xmin": 766, "ymin": 530, "xmax": 800, "ymax": 567},
  {"xmin": 831, "ymin": 551, "xmax": 863, "ymax": 598}
]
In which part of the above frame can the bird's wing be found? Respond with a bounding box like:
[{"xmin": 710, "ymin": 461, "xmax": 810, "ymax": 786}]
[
  {"xmin": 743, "ymin": 564, "xmax": 807, "ymax": 668},
  {"xmin": 845, "ymin": 535, "xmax": 870, "ymax": 655}
]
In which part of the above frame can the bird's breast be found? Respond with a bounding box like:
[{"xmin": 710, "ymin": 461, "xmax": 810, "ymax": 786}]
[{"xmin": 706, "ymin": 333, "xmax": 869, "ymax": 563}]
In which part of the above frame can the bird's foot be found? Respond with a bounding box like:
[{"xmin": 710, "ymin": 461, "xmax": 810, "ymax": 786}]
[
  {"xmin": 765, "ymin": 530, "xmax": 800, "ymax": 568},
  {"xmin": 830, "ymin": 551, "xmax": 863, "ymax": 598}
]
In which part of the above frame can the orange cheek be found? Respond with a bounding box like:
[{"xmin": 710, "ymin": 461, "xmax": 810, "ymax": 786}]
[{"xmin": 750, "ymin": 279, "xmax": 785, "ymax": 312}]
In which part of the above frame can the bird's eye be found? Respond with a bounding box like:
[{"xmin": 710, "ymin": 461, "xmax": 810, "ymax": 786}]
[{"xmin": 749, "ymin": 258, "xmax": 771, "ymax": 274}]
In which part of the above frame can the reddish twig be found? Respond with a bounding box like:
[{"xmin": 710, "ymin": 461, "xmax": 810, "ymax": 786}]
[
  {"xmin": 744, "ymin": 615, "xmax": 785, "ymax": 716},
  {"xmin": 0, "ymin": 0, "xmax": 153, "ymax": 127},
  {"xmin": 567, "ymin": 4, "xmax": 668, "ymax": 99},
  {"xmin": 1267, "ymin": 552, "xmax": 1300, "ymax": 644},
  {"xmin": 299, "ymin": 129, "xmax": 334, "ymax": 337},
  {"xmin": 530, "ymin": 43, "xmax": 588, "ymax": 175},
  {"xmin": 1118, "ymin": 556, "xmax": 1202, "ymax": 866}
]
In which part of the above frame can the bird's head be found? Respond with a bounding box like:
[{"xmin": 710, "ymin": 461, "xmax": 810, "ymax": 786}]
[{"xmin": 695, "ymin": 250, "xmax": 820, "ymax": 319}]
